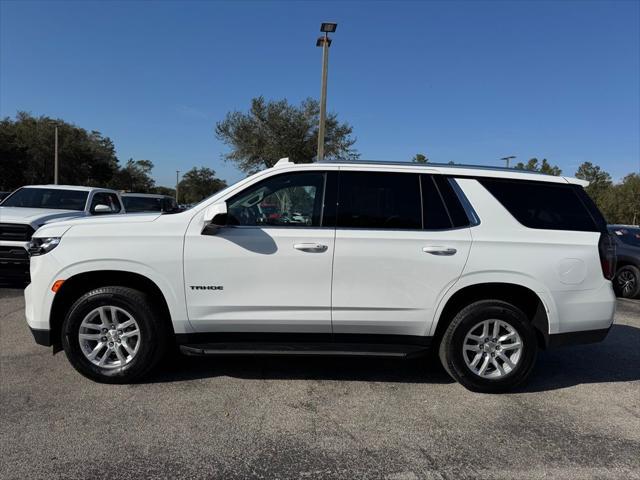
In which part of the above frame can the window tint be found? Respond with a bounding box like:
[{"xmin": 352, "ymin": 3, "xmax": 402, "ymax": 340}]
[
  {"xmin": 2, "ymin": 188, "xmax": 88, "ymax": 211},
  {"xmin": 421, "ymin": 176, "xmax": 452, "ymax": 229},
  {"xmin": 479, "ymin": 179, "xmax": 600, "ymax": 232},
  {"xmin": 90, "ymin": 193, "xmax": 121, "ymax": 214},
  {"xmin": 433, "ymin": 176, "xmax": 471, "ymax": 227},
  {"xmin": 337, "ymin": 172, "xmax": 421, "ymax": 229},
  {"xmin": 123, "ymin": 196, "xmax": 163, "ymax": 212},
  {"xmin": 227, "ymin": 172, "xmax": 325, "ymax": 227}
]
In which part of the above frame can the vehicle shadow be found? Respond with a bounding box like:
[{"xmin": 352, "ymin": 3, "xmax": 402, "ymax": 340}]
[
  {"xmin": 519, "ymin": 323, "xmax": 640, "ymax": 393},
  {"xmin": 144, "ymin": 323, "xmax": 640, "ymax": 391}
]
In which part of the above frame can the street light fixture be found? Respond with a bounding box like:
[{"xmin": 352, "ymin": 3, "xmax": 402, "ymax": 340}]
[
  {"xmin": 316, "ymin": 22, "xmax": 337, "ymax": 162},
  {"xmin": 501, "ymin": 155, "xmax": 516, "ymax": 168}
]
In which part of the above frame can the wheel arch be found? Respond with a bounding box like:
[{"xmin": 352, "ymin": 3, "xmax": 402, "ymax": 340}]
[
  {"xmin": 432, "ymin": 282, "xmax": 551, "ymax": 349},
  {"xmin": 49, "ymin": 270, "xmax": 175, "ymax": 352}
]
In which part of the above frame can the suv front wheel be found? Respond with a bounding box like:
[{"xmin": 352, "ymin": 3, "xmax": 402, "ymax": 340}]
[
  {"xmin": 61, "ymin": 286, "xmax": 167, "ymax": 383},
  {"xmin": 439, "ymin": 300, "xmax": 538, "ymax": 393}
]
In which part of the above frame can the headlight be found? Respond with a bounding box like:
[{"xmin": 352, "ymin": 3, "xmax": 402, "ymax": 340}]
[{"xmin": 28, "ymin": 237, "xmax": 61, "ymax": 256}]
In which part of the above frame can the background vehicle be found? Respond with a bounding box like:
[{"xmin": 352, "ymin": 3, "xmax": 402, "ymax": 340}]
[
  {"xmin": 608, "ymin": 225, "xmax": 640, "ymax": 299},
  {"xmin": 24, "ymin": 160, "xmax": 616, "ymax": 393},
  {"xmin": 0, "ymin": 185, "xmax": 124, "ymax": 280},
  {"xmin": 121, "ymin": 193, "xmax": 180, "ymax": 214}
]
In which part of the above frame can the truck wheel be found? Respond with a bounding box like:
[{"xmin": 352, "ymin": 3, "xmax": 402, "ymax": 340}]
[
  {"xmin": 438, "ymin": 300, "xmax": 537, "ymax": 393},
  {"xmin": 614, "ymin": 265, "xmax": 640, "ymax": 299},
  {"xmin": 61, "ymin": 286, "xmax": 167, "ymax": 383}
]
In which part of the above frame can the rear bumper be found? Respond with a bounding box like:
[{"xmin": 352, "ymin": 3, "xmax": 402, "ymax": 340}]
[{"xmin": 547, "ymin": 327, "xmax": 611, "ymax": 348}]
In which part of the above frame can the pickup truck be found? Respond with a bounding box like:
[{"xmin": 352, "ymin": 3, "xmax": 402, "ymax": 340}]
[{"xmin": 0, "ymin": 185, "xmax": 125, "ymax": 279}]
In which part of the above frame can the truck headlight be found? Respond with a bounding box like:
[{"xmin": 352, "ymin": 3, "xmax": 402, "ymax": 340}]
[{"xmin": 28, "ymin": 237, "xmax": 61, "ymax": 256}]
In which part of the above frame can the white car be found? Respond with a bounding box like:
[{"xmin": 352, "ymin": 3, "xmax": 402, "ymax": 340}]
[
  {"xmin": 0, "ymin": 185, "xmax": 124, "ymax": 279},
  {"xmin": 24, "ymin": 159, "xmax": 617, "ymax": 392}
]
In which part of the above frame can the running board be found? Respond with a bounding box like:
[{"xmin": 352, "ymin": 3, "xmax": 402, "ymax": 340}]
[{"xmin": 179, "ymin": 342, "xmax": 428, "ymax": 358}]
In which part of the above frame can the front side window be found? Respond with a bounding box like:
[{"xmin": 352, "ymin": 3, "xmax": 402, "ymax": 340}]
[
  {"xmin": 227, "ymin": 172, "xmax": 325, "ymax": 227},
  {"xmin": 1, "ymin": 188, "xmax": 88, "ymax": 211},
  {"xmin": 90, "ymin": 192, "xmax": 121, "ymax": 214},
  {"xmin": 337, "ymin": 171, "xmax": 421, "ymax": 229}
]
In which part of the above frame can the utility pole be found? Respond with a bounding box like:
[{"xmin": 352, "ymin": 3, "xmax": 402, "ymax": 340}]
[
  {"xmin": 54, "ymin": 126, "xmax": 59, "ymax": 184},
  {"xmin": 176, "ymin": 170, "xmax": 180, "ymax": 204},
  {"xmin": 501, "ymin": 155, "xmax": 516, "ymax": 168},
  {"xmin": 316, "ymin": 22, "xmax": 337, "ymax": 162}
]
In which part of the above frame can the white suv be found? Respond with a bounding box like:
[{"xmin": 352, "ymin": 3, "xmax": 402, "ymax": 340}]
[
  {"xmin": 0, "ymin": 185, "xmax": 124, "ymax": 280},
  {"xmin": 24, "ymin": 159, "xmax": 617, "ymax": 392}
]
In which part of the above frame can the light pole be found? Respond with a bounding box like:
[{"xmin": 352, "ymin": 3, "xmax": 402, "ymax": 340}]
[
  {"xmin": 176, "ymin": 170, "xmax": 180, "ymax": 204},
  {"xmin": 501, "ymin": 155, "xmax": 516, "ymax": 168},
  {"xmin": 316, "ymin": 22, "xmax": 337, "ymax": 162},
  {"xmin": 54, "ymin": 125, "xmax": 59, "ymax": 184}
]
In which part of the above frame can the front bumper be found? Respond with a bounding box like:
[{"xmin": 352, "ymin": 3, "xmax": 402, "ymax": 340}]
[{"xmin": 29, "ymin": 327, "xmax": 52, "ymax": 346}]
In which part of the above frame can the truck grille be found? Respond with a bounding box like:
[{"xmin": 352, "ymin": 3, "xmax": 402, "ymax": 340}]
[
  {"xmin": 0, "ymin": 245, "xmax": 29, "ymax": 264},
  {"xmin": 0, "ymin": 223, "xmax": 35, "ymax": 242}
]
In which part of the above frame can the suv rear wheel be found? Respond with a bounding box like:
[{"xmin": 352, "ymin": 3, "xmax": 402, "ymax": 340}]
[
  {"xmin": 438, "ymin": 300, "xmax": 537, "ymax": 393},
  {"xmin": 61, "ymin": 286, "xmax": 167, "ymax": 383}
]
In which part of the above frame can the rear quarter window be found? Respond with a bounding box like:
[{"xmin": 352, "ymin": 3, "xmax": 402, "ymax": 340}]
[{"xmin": 479, "ymin": 178, "xmax": 601, "ymax": 232}]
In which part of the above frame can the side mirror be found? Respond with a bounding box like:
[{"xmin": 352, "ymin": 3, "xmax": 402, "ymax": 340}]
[
  {"xmin": 93, "ymin": 204, "xmax": 112, "ymax": 214},
  {"xmin": 202, "ymin": 202, "xmax": 228, "ymax": 235}
]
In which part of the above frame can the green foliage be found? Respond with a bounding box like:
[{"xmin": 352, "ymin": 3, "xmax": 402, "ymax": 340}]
[
  {"xmin": 215, "ymin": 96, "xmax": 358, "ymax": 173},
  {"xmin": 178, "ymin": 167, "xmax": 227, "ymax": 204},
  {"xmin": 575, "ymin": 161, "xmax": 613, "ymax": 205},
  {"xmin": 0, "ymin": 112, "xmax": 119, "ymax": 189},
  {"xmin": 514, "ymin": 158, "xmax": 562, "ymax": 176},
  {"xmin": 597, "ymin": 173, "xmax": 640, "ymax": 225},
  {"xmin": 412, "ymin": 153, "xmax": 428, "ymax": 164},
  {"xmin": 152, "ymin": 186, "xmax": 176, "ymax": 197},
  {"xmin": 110, "ymin": 159, "xmax": 156, "ymax": 193}
]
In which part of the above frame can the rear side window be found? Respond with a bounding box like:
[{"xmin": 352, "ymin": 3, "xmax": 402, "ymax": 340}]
[
  {"xmin": 479, "ymin": 178, "xmax": 600, "ymax": 232},
  {"xmin": 432, "ymin": 176, "xmax": 472, "ymax": 228},
  {"xmin": 337, "ymin": 171, "xmax": 421, "ymax": 229},
  {"xmin": 421, "ymin": 175, "xmax": 453, "ymax": 229}
]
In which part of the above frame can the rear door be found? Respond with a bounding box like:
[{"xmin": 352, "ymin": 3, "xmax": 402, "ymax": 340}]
[{"xmin": 331, "ymin": 170, "xmax": 472, "ymax": 337}]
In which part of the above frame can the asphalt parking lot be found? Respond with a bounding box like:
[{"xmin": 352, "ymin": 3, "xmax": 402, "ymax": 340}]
[{"xmin": 1, "ymin": 286, "xmax": 639, "ymax": 479}]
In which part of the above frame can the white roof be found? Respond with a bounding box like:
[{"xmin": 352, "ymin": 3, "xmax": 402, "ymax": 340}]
[
  {"xmin": 21, "ymin": 184, "xmax": 116, "ymax": 192},
  {"xmin": 273, "ymin": 159, "xmax": 588, "ymax": 186}
]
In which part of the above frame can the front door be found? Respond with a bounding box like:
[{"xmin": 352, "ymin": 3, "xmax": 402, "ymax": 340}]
[{"xmin": 183, "ymin": 170, "xmax": 336, "ymax": 333}]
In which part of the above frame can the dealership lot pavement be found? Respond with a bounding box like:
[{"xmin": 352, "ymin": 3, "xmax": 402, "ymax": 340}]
[{"xmin": 1, "ymin": 287, "xmax": 639, "ymax": 479}]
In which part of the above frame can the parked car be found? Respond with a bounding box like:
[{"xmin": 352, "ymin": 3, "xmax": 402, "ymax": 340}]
[
  {"xmin": 0, "ymin": 191, "xmax": 12, "ymax": 202},
  {"xmin": 608, "ymin": 224, "xmax": 640, "ymax": 299},
  {"xmin": 121, "ymin": 193, "xmax": 179, "ymax": 214},
  {"xmin": 24, "ymin": 159, "xmax": 616, "ymax": 392},
  {"xmin": 0, "ymin": 185, "xmax": 124, "ymax": 279}
]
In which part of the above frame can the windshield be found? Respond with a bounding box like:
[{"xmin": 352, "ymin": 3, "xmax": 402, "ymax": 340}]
[
  {"xmin": 1, "ymin": 187, "xmax": 88, "ymax": 211},
  {"xmin": 611, "ymin": 227, "xmax": 640, "ymax": 247}
]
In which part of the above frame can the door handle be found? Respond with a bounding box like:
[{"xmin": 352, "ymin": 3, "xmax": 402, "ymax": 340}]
[
  {"xmin": 294, "ymin": 243, "xmax": 328, "ymax": 253},
  {"xmin": 422, "ymin": 246, "xmax": 457, "ymax": 256}
]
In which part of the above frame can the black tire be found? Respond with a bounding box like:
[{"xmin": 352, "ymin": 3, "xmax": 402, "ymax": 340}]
[
  {"xmin": 61, "ymin": 286, "xmax": 168, "ymax": 383},
  {"xmin": 613, "ymin": 265, "xmax": 640, "ymax": 299},
  {"xmin": 438, "ymin": 300, "xmax": 537, "ymax": 393}
]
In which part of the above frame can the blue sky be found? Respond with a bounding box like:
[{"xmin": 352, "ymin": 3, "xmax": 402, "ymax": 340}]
[{"xmin": 1, "ymin": 0, "xmax": 638, "ymax": 187}]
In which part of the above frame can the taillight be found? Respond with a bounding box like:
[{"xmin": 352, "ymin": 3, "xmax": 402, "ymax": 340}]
[{"xmin": 598, "ymin": 233, "xmax": 616, "ymax": 280}]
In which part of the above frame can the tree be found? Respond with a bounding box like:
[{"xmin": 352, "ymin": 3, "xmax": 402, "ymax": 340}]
[
  {"xmin": 575, "ymin": 162, "xmax": 612, "ymax": 204},
  {"xmin": 514, "ymin": 158, "xmax": 562, "ymax": 176},
  {"xmin": 0, "ymin": 112, "xmax": 119, "ymax": 189},
  {"xmin": 412, "ymin": 153, "xmax": 428, "ymax": 164},
  {"xmin": 215, "ymin": 96, "xmax": 358, "ymax": 173},
  {"xmin": 598, "ymin": 173, "xmax": 640, "ymax": 225},
  {"xmin": 110, "ymin": 159, "xmax": 155, "ymax": 192},
  {"xmin": 152, "ymin": 186, "xmax": 176, "ymax": 197},
  {"xmin": 178, "ymin": 167, "xmax": 227, "ymax": 204}
]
